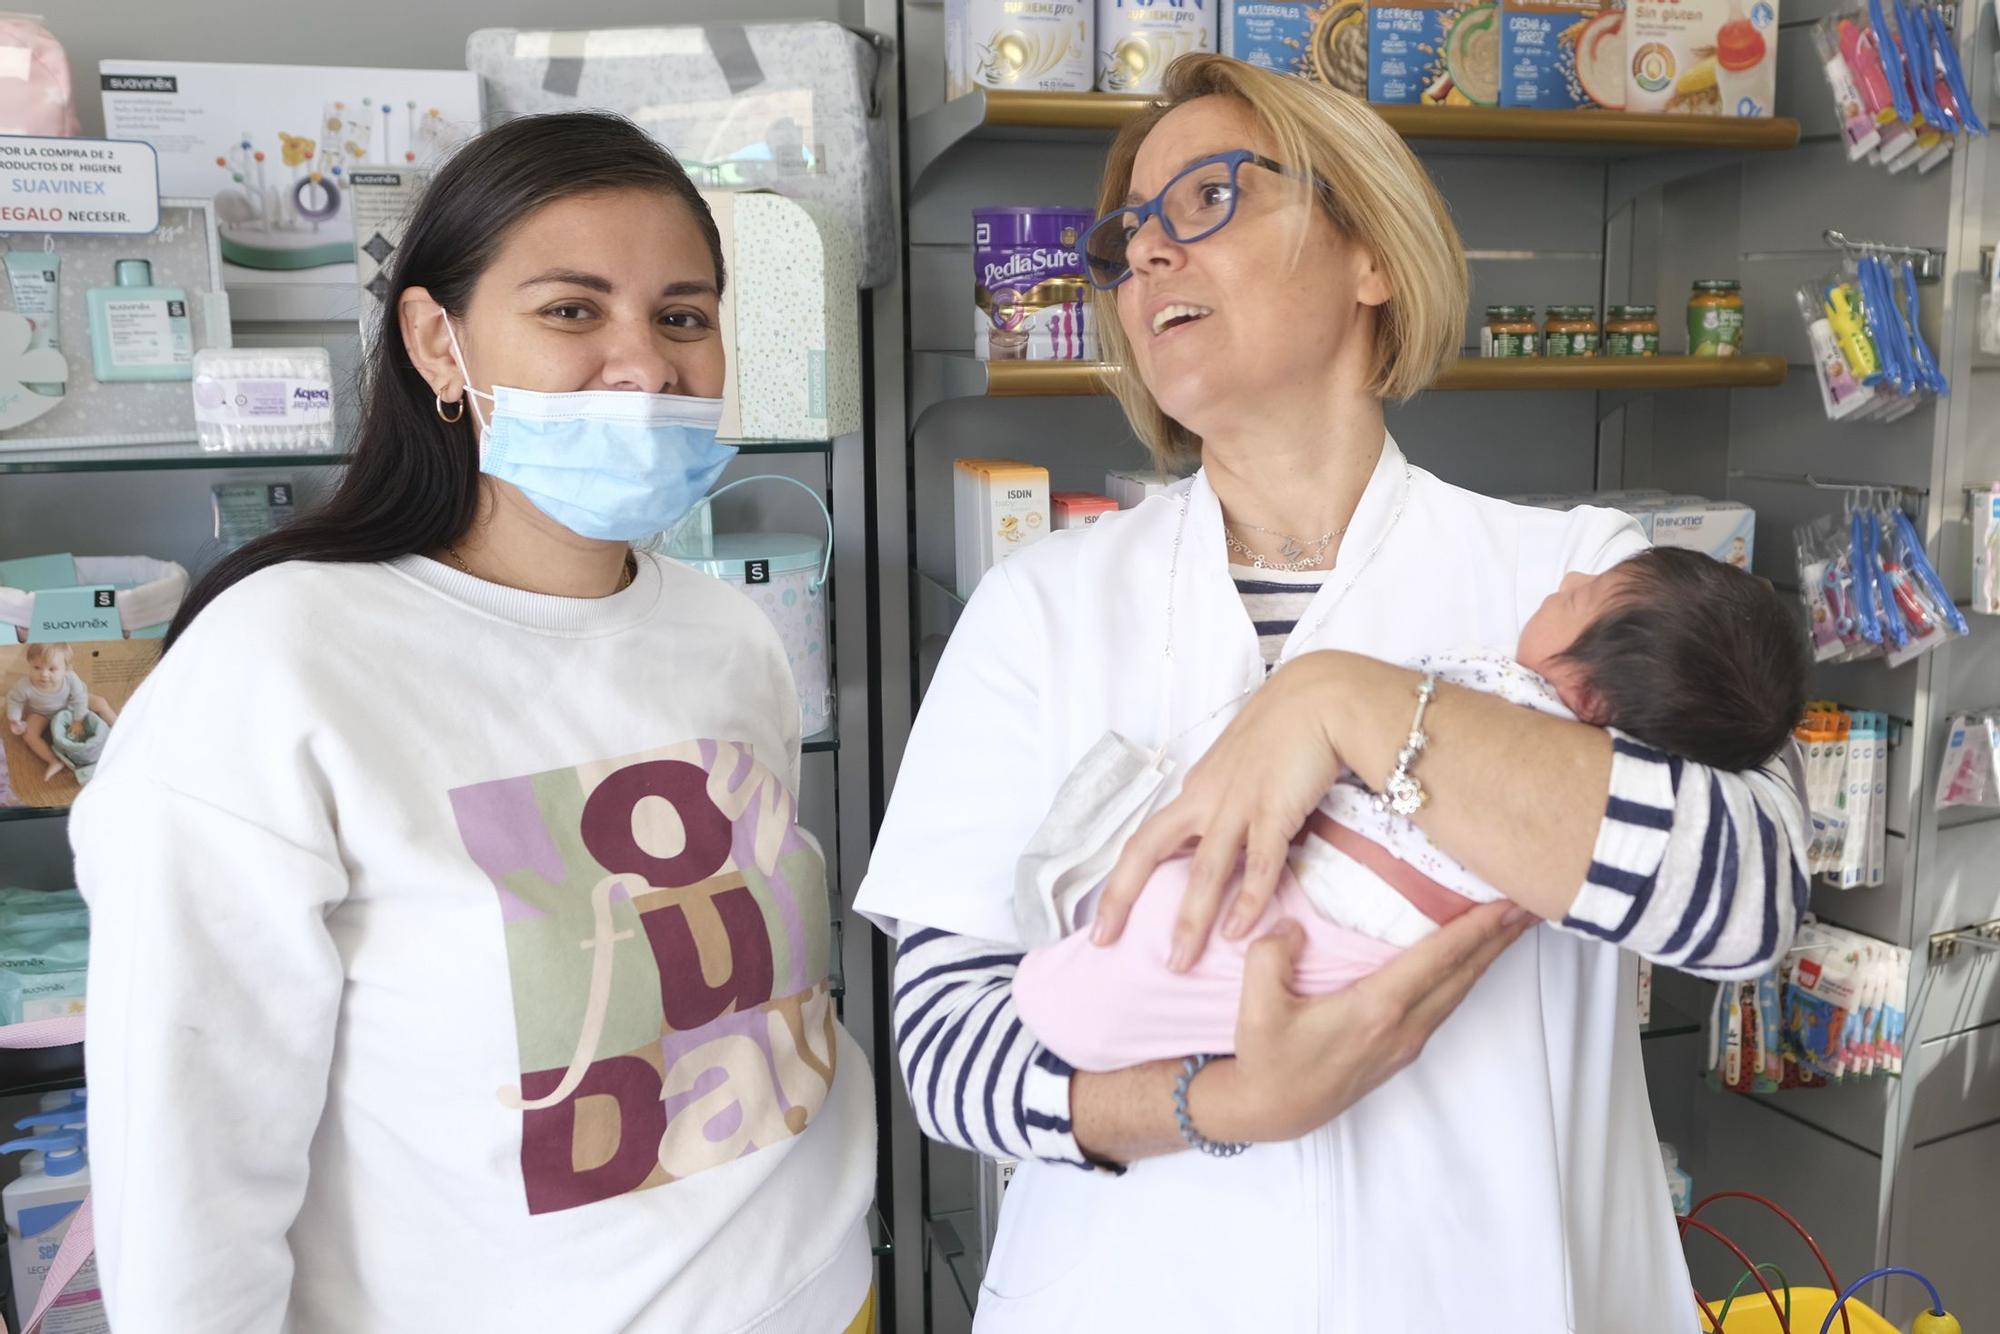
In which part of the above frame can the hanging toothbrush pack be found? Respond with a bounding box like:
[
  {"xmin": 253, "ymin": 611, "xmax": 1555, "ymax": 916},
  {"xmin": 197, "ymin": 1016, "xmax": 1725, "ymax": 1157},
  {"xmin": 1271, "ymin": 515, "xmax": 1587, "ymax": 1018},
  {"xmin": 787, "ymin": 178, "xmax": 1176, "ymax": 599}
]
[
  {"xmin": 1816, "ymin": 3, "xmax": 1982, "ymax": 174},
  {"xmin": 1798, "ymin": 256, "xmax": 1947, "ymax": 422}
]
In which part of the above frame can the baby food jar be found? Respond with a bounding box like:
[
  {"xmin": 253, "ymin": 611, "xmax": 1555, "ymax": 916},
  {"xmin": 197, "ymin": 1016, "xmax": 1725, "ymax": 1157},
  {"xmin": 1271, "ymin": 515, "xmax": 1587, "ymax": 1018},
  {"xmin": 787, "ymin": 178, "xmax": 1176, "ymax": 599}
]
[
  {"xmin": 1605, "ymin": 305, "xmax": 1660, "ymax": 357},
  {"xmin": 1689, "ymin": 280, "xmax": 1745, "ymax": 357},
  {"xmin": 1543, "ymin": 306, "xmax": 1600, "ymax": 357},
  {"xmin": 1481, "ymin": 305, "xmax": 1539, "ymax": 357}
]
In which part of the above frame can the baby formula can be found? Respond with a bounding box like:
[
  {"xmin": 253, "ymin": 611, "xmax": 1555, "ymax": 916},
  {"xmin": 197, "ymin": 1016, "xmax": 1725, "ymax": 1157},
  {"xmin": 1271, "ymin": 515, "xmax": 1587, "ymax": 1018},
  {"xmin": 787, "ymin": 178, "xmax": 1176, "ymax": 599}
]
[
  {"xmin": 974, "ymin": 208, "xmax": 1097, "ymax": 361},
  {"xmin": 951, "ymin": 0, "xmax": 1096, "ymax": 96},
  {"xmin": 1097, "ymin": 0, "xmax": 1219, "ymax": 93}
]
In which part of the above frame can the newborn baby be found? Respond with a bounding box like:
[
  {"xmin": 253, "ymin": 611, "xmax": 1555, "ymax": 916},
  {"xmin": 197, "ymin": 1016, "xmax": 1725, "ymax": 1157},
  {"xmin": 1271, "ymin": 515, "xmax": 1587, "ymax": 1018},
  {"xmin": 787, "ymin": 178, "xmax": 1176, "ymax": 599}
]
[{"xmin": 1014, "ymin": 546, "xmax": 1809, "ymax": 1071}]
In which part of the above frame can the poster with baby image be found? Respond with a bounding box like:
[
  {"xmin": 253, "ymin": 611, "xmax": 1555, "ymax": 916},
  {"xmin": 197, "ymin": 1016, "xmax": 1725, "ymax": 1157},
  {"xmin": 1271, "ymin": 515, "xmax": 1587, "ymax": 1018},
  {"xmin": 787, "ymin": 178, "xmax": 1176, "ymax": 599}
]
[
  {"xmin": 0, "ymin": 640, "xmax": 158, "ymax": 810},
  {"xmin": 100, "ymin": 60, "xmax": 478, "ymax": 290}
]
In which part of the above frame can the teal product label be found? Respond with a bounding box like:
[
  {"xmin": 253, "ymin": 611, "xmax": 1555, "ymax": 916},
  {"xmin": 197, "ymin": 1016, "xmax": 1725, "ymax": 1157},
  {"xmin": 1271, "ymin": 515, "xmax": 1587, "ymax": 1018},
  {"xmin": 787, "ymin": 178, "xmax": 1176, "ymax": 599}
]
[
  {"xmin": 29, "ymin": 588, "xmax": 120, "ymax": 643},
  {"xmin": 0, "ymin": 554, "xmax": 79, "ymax": 592},
  {"xmin": 808, "ymin": 351, "xmax": 827, "ymax": 420},
  {"xmin": 1227, "ymin": 1, "xmax": 1318, "ymax": 73},
  {"xmin": 1369, "ymin": 4, "xmax": 1450, "ymax": 103}
]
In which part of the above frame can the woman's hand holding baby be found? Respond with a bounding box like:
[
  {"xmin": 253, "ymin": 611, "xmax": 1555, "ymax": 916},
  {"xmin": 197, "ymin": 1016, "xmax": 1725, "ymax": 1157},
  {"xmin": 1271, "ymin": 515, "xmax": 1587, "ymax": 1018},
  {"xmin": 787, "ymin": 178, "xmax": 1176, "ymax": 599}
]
[
  {"xmin": 7, "ymin": 720, "xmax": 22, "ymax": 736},
  {"xmin": 1094, "ymin": 651, "xmax": 1353, "ymax": 970},
  {"xmin": 1189, "ymin": 903, "xmax": 1531, "ymax": 1144}
]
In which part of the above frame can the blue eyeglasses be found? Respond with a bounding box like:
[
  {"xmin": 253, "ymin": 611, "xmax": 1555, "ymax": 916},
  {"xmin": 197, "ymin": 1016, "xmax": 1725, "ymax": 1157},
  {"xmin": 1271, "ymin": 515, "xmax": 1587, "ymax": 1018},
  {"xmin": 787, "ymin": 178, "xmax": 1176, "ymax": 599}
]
[{"xmin": 1082, "ymin": 149, "xmax": 1305, "ymax": 290}]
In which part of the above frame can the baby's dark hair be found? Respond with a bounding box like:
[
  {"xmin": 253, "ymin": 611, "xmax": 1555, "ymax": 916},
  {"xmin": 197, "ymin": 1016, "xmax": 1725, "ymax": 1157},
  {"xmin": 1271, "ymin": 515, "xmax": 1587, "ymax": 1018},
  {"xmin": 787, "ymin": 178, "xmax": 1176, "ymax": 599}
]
[{"xmin": 1557, "ymin": 547, "xmax": 1807, "ymax": 771}]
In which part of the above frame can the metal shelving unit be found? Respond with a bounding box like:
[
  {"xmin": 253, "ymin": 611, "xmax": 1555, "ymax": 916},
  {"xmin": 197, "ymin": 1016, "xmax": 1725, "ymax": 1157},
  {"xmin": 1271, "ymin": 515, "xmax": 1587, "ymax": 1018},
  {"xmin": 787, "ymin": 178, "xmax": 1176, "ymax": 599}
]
[{"xmin": 882, "ymin": 23, "xmax": 1820, "ymax": 1331}]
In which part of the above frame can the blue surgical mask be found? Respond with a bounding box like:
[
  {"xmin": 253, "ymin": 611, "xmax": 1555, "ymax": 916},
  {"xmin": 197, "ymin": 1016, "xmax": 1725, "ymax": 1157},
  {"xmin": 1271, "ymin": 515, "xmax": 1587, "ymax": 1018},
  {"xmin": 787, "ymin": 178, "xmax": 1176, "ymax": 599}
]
[{"xmin": 445, "ymin": 316, "xmax": 736, "ymax": 543}]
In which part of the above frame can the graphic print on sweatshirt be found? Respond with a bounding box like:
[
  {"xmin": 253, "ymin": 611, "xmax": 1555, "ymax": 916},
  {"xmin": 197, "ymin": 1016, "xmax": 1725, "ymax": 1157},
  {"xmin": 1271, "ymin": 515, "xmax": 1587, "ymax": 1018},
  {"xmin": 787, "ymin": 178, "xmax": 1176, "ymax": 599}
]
[{"xmin": 449, "ymin": 739, "xmax": 836, "ymax": 1216}]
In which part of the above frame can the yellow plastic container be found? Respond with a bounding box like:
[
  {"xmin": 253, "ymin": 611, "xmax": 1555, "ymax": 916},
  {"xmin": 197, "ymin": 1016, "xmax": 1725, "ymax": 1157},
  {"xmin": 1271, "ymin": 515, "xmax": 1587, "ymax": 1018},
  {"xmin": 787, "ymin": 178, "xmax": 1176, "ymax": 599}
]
[{"xmin": 1700, "ymin": 1285, "xmax": 1899, "ymax": 1333}]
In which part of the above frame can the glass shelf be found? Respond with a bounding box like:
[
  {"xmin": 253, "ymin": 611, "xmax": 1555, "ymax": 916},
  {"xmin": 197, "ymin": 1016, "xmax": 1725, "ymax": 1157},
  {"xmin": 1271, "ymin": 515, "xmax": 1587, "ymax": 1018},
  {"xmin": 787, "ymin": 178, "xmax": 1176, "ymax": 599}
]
[
  {"xmin": 729, "ymin": 439, "xmax": 835, "ymax": 456},
  {"xmin": 0, "ymin": 805, "xmax": 68, "ymax": 825},
  {"xmin": 910, "ymin": 89, "xmax": 1802, "ymax": 186},
  {"xmin": 870, "ymin": 1205, "xmax": 894, "ymax": 1259},
  {"xmin": 0, "ymin": 1043, "xmax": 84, "ymax": 1100},
  {"xmin": 1640, "ymin": 994, "xmax": 1707, "ymax": 1042},
  {"xmin": 0, "ymin": 444, "xmax": 350, "ymax": 475},
  {"xmin": 0, "ymin": 440, "xmax": 831, "ymax": 475},
  {"xmin": 927, "ymin": 1207, "xmax": 983, "ymax": 1320},
  {"xmin": 803, "ymin": 724, "xmax": 839, "ymax": 755}
]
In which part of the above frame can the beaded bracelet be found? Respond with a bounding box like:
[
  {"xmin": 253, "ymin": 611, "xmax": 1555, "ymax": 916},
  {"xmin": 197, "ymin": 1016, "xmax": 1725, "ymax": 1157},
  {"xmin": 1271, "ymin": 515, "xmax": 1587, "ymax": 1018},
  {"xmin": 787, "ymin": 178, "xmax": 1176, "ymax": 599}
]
[
  {"xmin": 1373, "ymin": 670, "xmax": 1438, "ymax": 819},
  {"xmin": 1173, "ymin": 1054, "xmax": 1249, "ymax": 1158}
]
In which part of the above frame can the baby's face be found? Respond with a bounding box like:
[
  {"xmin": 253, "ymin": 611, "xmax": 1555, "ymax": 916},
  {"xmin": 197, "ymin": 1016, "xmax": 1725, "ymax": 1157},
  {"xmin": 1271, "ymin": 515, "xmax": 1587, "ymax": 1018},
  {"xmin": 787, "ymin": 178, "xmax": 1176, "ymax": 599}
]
[
  {"xmin": 1517, "ymin": 568, "xmax": 1632, "ymax": 722},
  {"xmin": 26, "ymin": 654, "xmax": 67, "ymax": 691}
]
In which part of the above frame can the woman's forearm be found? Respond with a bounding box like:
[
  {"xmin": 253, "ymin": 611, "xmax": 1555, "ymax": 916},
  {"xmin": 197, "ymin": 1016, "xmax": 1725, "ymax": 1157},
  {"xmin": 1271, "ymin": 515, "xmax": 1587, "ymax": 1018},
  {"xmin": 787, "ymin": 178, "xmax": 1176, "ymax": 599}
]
[
  {"xmin": 1309, "ymin": 651, "xmax": 1609, "ymax": 922},
  {"xmin": 1072, "ymin": 1061, "xmax": 1255, "ymax": 1165}
]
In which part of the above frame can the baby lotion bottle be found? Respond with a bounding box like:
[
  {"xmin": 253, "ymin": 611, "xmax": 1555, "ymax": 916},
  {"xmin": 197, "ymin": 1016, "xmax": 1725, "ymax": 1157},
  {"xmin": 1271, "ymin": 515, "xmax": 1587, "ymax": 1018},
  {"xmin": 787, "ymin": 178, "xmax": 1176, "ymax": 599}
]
[
  {"xmin": 0, "ymin": 1129, "xmax": 104, "ymax": 1332},
  {"xmin": 86, "ymin": 258, "xmax": 193, "ymax": 382}
]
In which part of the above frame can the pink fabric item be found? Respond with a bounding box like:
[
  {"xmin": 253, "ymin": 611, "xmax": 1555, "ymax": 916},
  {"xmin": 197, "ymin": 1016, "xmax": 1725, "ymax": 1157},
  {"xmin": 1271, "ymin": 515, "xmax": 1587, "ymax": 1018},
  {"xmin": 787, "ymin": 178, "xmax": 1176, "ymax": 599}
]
[
  {"xmin": 0, "ymin": 17, "xmax": 81, "ymax": 138},
  {"xmin": 1015, "ymin": 857, "xmax": 1409, "ymax": 1072}
]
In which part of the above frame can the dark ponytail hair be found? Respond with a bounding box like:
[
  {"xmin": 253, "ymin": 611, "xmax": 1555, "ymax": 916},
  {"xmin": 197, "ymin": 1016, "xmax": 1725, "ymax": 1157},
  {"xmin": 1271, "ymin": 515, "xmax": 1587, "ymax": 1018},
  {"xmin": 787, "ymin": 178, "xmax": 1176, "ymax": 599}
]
[{"xmin": 164, "ymin": 112, "xmax": 725, "ymax": 649}]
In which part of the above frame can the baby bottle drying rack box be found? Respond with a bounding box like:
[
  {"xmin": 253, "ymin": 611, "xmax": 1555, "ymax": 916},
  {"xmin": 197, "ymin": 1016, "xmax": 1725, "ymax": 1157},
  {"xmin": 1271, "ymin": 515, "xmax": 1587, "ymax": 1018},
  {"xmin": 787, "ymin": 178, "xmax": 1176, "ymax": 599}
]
[
  {"xmin": 99, "ymin": 60, "xmax": 479, "ymax": 285},
  {"xmin": 703, "ymin": 191, "xmax": 861, "ymax": 444},
  {"xmin": 468, "ymin": 23, "xmax": 894, "ymax": 287},
  {"xmin": 0, "ymin": 197, "xmax": 233, "ymax": 454}
]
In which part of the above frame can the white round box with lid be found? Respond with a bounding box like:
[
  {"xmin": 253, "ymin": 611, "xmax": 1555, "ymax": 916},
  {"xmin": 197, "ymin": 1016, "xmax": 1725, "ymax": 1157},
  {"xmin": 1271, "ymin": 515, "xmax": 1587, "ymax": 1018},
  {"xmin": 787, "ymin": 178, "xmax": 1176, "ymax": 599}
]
[
  {"xmin": 657, "ymin": 476, "xmax": 835, "ymax": 739},
  {"xmin": 1097, "ymin": 0, "xmax": 1218, "ymax": 93},
  {"xmin": 951, "ymin": 0, "xmax": 1096, "ymax": 94}
]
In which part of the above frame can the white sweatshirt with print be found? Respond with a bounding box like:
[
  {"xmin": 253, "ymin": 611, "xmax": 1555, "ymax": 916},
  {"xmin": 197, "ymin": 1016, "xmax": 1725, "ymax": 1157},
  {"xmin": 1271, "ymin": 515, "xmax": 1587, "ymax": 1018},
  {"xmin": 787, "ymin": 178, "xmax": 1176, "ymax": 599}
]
[{"xmin": 71, "ymin": 554, "xmax": 873, "ymax": 1334}]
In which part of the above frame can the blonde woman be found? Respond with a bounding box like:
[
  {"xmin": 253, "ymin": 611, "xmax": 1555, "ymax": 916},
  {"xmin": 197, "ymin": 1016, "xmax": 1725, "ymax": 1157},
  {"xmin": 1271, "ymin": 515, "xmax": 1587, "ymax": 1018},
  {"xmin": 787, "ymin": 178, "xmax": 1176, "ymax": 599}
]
[{"xmin": 859, "ymin": 57, "xmax": 1805, "ymax": 1332}]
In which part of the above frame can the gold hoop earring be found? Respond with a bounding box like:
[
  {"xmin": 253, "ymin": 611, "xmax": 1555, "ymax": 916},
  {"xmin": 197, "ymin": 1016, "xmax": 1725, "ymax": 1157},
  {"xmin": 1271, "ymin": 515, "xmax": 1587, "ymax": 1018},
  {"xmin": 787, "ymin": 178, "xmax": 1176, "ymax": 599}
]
[{"xmin": 435, "ymin": 394, "xmax": 465, "ymax": 424}]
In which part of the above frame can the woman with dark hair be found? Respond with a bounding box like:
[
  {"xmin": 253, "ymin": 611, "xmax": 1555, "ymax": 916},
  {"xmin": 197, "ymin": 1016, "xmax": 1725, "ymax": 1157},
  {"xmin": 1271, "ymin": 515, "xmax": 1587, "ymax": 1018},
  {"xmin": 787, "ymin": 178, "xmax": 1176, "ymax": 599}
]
[{"xmin": 69, "ymin": 113, "xmax": 876, "ymax": 1332}]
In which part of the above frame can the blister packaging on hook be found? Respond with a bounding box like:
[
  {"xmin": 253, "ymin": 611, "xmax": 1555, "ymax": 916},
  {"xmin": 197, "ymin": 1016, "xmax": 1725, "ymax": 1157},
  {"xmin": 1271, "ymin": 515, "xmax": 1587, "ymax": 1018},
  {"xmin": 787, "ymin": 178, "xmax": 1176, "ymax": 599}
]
[
  {"xmin": 1797, "ymin": 286, "xmax": 1877, "ymax": 420},
  {"xmin": 1935, "ymin": 711, "xmax": 2000, "ymax": 809},
  {"xmin": 1816, "ymin": 18, "xmax": 1886, "ymax": 158},
  {"xmin": 1838, "ymin": 12, "xmax": 1923, "ymax": 164},
  {"xmin": 1796, "ymin": 512, "xmax": 1879, "ymax": 662},
  {"xmin": 1972, "ymin": 482, "xmax": 2000, "ymax": 613},
  {"xmin": 1881, "ymin": 506, "xmax": 1967, "ymax": 664},
  {"xmin": 1979, "ymin": 257, "xmax": 2000, "ymax": 356}
]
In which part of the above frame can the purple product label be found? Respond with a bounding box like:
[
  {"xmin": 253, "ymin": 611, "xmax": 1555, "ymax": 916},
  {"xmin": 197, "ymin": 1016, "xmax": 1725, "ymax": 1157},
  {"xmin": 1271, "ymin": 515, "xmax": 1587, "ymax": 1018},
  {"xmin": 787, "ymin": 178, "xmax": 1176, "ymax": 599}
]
[
  {"xmin": 973, "ymin": 207, "xmax": 1096, "ymax": 359},
  {"xmin": 973, "ymin": 208, "xmax": 1092, "ymax": 290}
]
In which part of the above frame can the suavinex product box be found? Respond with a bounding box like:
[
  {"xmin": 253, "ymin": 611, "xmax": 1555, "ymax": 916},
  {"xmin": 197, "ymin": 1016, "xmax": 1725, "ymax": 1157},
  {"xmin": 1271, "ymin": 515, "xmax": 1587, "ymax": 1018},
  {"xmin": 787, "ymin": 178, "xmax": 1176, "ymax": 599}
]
[{"xmin": 703, "ymin": 192, "xmax": 861, "ymax": 444}]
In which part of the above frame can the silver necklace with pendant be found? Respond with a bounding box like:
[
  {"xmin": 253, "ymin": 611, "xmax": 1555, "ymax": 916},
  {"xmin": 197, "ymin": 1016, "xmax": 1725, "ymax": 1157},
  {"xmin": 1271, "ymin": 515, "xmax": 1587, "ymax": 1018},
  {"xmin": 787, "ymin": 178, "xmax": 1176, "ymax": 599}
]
[{"xmin": 1222, "ymin": 521, "xmax": 1345, "ymax": 572}]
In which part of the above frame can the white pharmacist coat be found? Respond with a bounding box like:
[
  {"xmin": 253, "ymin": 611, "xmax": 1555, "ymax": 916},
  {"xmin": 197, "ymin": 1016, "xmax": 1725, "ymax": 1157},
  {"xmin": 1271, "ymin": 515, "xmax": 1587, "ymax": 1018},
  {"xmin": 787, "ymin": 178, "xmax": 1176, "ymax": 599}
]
[{"xmin": 858, "ymin": 435, "xmax": 1698, "ymax": 1333}]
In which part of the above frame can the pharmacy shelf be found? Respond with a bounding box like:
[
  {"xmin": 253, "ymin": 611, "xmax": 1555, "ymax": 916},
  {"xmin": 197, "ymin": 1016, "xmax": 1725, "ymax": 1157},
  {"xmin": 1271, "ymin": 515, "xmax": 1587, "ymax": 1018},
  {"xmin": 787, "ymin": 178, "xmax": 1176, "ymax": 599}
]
[
  {"xmin": 1641, "ymin": 995, "xmax": 1707, "ymax": 1042},
  {"xmin": 0, "ymin": 443, "xmax": 350, "ymax": 475},
  {"xmin": 911, "ymin": 353, "xmax": 1786, "ymax": 427},
  {"xmin": 1440, "ymin": 355, "xmax": 1788, "ymax": 392},
  {"xmin": 0, "ymin": 1043, "xmax": 85, "ymax": 1100},
  {"xmin": 0, "ymin": 436, "xmax": 834, "ymax": 476},
  {"xmin": 0, "ymin": 806, "xmax": 68, "ymax": 825},
  {"xmin": 910, "ymin": 90, "xmax": 1802, "ymax": 186}
]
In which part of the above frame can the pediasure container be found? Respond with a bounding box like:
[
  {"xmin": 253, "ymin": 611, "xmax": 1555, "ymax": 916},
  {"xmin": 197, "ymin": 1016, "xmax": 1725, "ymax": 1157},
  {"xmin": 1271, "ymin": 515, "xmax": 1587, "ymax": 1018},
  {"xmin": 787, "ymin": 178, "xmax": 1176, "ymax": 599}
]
[
  {"xmin": 974, "ymin": 207, "xmax": 1096, "ymax": 361},
  {"xmin": 660, "ymin": 475, "xmax": 835, "ymax": 738}
]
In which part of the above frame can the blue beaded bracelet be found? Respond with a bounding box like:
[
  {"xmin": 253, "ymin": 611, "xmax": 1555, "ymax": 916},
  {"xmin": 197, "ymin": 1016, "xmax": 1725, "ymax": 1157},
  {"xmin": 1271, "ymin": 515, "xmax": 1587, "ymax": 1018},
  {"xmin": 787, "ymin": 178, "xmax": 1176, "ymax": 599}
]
[{"xmin": 1173, "ymin": 1054, "xmax": 1250, "ymax": 1158}]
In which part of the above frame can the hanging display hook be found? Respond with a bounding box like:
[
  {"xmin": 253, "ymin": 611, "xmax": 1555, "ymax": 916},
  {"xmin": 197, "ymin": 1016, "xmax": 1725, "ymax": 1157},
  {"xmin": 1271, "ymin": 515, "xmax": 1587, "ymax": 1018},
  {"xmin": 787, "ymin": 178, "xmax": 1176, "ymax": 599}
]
[{"xmin": 1823, "ymin": 228, "xmax": 1946, "ymax": 282}]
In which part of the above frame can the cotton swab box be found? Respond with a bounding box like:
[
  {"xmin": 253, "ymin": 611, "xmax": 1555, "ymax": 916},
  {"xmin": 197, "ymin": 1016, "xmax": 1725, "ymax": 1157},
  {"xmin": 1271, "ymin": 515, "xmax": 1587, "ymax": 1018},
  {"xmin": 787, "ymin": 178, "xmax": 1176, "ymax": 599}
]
[{"xmin": 191, "ymin": 346, "xmax": 336, "ymax": 454}]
